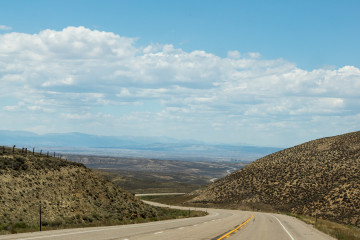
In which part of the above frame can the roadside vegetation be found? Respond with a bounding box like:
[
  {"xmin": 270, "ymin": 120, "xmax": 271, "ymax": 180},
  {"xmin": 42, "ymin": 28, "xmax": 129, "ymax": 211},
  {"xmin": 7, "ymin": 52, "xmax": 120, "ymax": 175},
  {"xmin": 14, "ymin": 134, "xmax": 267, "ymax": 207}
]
[
  {"xmin": 0, "ymin": 206, "xmax": 206, "ymax": 235},
  {"xmin": 289, "ymin": 213, "xmax": 360, "ymax": 240}
]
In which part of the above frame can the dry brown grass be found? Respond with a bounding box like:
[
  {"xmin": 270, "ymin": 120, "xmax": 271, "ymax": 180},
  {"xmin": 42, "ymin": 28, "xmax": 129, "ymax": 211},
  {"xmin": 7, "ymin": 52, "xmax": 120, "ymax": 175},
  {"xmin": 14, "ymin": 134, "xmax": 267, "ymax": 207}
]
[
  {"xmin": 193, "ymin": 131, "xmax": 360, "ymax": 228},
  {"xmin": 0, "ymin": 147, "xmax": 156, "ymax": 234},
  {"xmin": 290, "ymin": 214, "xmax": 360, "ymax": 240}
]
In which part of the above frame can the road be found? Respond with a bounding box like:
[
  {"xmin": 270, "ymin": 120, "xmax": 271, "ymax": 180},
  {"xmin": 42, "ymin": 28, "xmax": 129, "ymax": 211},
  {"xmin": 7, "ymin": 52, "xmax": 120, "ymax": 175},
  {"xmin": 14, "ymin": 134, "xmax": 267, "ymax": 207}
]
[
  {"xmin": 135, "ymin": 193, "xmax": 185, "ymax": 197},
  {"xmin": 210, "ymin": 166, "xmax": 238, "ymax": 183},
  {"xmin": 0, "ymin": 201, "xmax": 335, "ymax": 240}
]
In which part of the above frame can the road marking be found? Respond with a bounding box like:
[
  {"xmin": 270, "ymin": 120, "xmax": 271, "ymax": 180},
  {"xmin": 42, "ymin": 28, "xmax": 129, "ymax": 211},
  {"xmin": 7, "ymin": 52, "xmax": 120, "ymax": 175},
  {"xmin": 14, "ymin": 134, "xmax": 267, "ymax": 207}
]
[
  {"xmin": 17, "ymin": 228, "xmax": 120, "ymax": 240},
  {"xmin": 216, "ymin": 215, "xmax": 254, "ymax": 240},
  {"xmin": 154, "ymin": 231, "xmax": 163, "ymax": 234},
  {"xmin": 16, "ymin": 214, "xmax": 203, "ymax": 240},
  {"xmin": 272, "ymin": 215, "xmax": 295, "ymax": 240}
]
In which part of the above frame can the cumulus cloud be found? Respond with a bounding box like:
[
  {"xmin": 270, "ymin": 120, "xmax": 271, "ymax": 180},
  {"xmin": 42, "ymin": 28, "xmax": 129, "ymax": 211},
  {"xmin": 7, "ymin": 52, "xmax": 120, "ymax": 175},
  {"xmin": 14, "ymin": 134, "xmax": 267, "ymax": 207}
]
[{"xmin": 0, "ymin": 26, "xmax": 359, "ymax": 146}]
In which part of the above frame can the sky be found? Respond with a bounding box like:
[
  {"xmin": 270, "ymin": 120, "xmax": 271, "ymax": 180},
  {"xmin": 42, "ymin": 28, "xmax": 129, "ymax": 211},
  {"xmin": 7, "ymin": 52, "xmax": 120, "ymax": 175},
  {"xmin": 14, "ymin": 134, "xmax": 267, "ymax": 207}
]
[{"xmin": 0, "ymin": 0, "xmax": 359, "ymax": 147}]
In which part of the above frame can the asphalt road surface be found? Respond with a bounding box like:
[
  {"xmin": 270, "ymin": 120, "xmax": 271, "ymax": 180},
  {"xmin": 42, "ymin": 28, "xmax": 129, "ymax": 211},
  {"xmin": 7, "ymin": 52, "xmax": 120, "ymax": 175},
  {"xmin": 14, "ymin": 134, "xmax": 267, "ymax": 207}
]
[{"xmin": 0, "ymin": 201, "xmax": 335, "ymax": 240}]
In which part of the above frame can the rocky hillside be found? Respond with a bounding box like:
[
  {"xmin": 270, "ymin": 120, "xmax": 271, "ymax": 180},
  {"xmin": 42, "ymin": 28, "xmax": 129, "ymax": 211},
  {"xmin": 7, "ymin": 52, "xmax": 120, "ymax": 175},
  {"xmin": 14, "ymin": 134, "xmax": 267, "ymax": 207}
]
[
  {"xmin": 192, "ymin": 131, "xmax": 360, "ymax": 227},
  {"xmin": 0, "ymin": 147, "xmax": 157, "ymax": 228}
]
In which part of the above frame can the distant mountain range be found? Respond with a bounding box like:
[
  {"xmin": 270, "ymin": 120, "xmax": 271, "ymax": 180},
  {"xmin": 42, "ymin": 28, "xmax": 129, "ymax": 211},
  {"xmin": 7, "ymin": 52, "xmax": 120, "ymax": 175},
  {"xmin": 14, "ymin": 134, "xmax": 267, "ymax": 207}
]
[{"xmin": 0, "ymin": 130, "xmax": 282, "ymax": 161}]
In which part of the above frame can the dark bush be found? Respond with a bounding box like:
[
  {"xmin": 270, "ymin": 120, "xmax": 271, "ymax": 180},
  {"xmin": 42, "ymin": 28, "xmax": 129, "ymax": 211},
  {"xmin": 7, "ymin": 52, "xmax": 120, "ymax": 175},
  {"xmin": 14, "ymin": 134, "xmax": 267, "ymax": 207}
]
[
  {"xmin": 0, "ymin": 156, "xmax": 28, "ymax": 171},
  {"xmin": 13, "ymin": 222, "xmax": 28, "ymax": 229},
  {"xmin": 49, "ymin": 219, "xmax": 63, "ymax": 227}
]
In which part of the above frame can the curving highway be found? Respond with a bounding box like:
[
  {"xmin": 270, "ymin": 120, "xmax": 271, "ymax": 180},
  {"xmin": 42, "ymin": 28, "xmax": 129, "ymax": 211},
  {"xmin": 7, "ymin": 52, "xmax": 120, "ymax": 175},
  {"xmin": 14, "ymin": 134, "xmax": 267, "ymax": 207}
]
[{"xmin": 0, "ymin": 201, "xmax": 335, "ymax": 240}]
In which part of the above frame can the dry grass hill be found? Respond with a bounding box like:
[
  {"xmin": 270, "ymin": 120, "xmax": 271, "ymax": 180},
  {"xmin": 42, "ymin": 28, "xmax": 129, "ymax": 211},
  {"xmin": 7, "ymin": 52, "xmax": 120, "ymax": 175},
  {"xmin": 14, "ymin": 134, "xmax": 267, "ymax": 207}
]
[
  {"xmin": 0, "ymin": 147, "xmax": 158, "ymax": 233},
  {"xmin": 192, "ymin": 131, "xmax": 360, "ymax": 227}
]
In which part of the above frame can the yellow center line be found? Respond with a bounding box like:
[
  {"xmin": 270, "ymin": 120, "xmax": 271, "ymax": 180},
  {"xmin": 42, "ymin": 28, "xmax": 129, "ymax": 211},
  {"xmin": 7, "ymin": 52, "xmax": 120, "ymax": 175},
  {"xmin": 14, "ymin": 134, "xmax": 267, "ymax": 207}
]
[{"xmin": 217, "ymin": 214, "xmax": 254, "ymax": 240}]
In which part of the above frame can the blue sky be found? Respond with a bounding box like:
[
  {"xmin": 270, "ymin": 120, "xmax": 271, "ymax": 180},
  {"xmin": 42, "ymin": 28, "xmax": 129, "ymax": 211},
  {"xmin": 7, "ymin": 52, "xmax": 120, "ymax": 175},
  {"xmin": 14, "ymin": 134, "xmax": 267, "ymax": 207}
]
[
  {"xmin": 0, "ymin": 0, "xmax": 359, "ymax": 147},
  {"xmin": 2, "ymin": 0, "xmax": 360, "ymax": 69}
]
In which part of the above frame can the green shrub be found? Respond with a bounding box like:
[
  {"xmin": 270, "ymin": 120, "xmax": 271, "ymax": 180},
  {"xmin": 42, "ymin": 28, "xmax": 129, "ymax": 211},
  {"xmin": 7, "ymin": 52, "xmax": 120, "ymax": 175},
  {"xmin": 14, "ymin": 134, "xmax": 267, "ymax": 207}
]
[
  {"xmin": 0, "ymin": 223, "xmax": 9, "ymax": 231},
  {"xmin": 13, "ymin": 222, "xmax": 27, "ymax": 229},
  {"xmin": 49, "ymin": 219, "xmax": 63, "ymax": 227}
]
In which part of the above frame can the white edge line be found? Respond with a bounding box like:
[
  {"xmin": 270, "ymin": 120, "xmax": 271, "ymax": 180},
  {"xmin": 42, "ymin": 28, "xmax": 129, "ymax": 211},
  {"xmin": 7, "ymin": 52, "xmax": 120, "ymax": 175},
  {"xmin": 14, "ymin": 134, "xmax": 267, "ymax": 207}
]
[
  {"xmin": 15, "ymin": 211, "xmax": 219, "ymax": 240},
  {"xmin": 14, "ymin": 202, "xmax": 219, "ymax": 240},
  {"xmin": 16, "ymin": 216, "xmax": 194, "ymax": 240},
  {"xmin": 272, "ymin": 215, "xmax": 295, "ymax": 240}
]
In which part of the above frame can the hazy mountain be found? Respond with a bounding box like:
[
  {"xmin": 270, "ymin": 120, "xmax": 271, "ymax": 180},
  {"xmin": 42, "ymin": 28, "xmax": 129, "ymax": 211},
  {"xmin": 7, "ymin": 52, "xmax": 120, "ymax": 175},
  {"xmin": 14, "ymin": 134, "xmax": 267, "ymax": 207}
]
[
  {"xmin": 192, "ymin": 131, "xmax": 360, "ymax": 227},
  {"xmin": 0, "ymin": 130, "xmax": 281, "ymax": 161}
]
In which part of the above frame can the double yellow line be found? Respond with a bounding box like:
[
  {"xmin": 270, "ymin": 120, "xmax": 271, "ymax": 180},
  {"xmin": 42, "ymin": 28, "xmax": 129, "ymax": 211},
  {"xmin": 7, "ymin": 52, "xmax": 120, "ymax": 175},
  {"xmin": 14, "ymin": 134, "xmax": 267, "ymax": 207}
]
[{"xmin": 217, "ymin": 214, "xmax": 254, "ymax": 240}]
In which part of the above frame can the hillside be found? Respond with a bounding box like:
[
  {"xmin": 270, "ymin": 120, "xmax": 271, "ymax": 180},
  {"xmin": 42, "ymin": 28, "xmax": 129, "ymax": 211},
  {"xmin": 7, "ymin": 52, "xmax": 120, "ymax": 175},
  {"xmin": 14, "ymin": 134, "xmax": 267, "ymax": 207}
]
[
  {"xmin": 192, "ymin": 131, "xmax": 360, "ymax": 227},
  {"xmin": 0, "ymin": 147, "xmax": 157, "ymax": 232}
]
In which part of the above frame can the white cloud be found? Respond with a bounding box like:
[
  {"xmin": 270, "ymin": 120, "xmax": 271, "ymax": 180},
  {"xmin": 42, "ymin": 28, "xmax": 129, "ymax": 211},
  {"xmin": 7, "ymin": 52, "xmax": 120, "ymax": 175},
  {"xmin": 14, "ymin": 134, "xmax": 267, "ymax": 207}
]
[
  {"xmin": 3, "ymin": 106, "xmax": 18, "ymax": 111},
  {"xmin": 61, "ymin": 113, "xmax": 93, "ymax": 120},
  {"xmin": 27, "ymin": 105, "xmax": 54, "ymax": 113},
  {"xmin": 0, "ymin": 26, "xmax": 360, "ymax": 146},
  {"xmin": 227, "ymin": 50, "xmax": 241, "ymax": 59},
  {"xmin": 0, "ymin": 25, "xmax": 11, "ymax": 31},
  {"xmin": 117, "ymin": 88, "xmax": 131, "ymax": 97},
  {"xmin": 248, "ymin": 52, "xmax": 261, "ymax": 58}
]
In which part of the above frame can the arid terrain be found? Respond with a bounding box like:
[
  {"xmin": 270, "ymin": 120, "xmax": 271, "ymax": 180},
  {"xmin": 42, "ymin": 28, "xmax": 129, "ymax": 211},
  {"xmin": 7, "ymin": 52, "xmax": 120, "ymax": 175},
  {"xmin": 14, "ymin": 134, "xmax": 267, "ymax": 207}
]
[
  {"xmin": 192, "ymin": 131, "xmax": 360, "ymax": 227},
  {"xmin": 66, "ymin": 155, "xmax": 247, "ymax": 193},
  {"xmin": 0, "ymin": 147, "xmax": 183, "ymax": 233}
]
